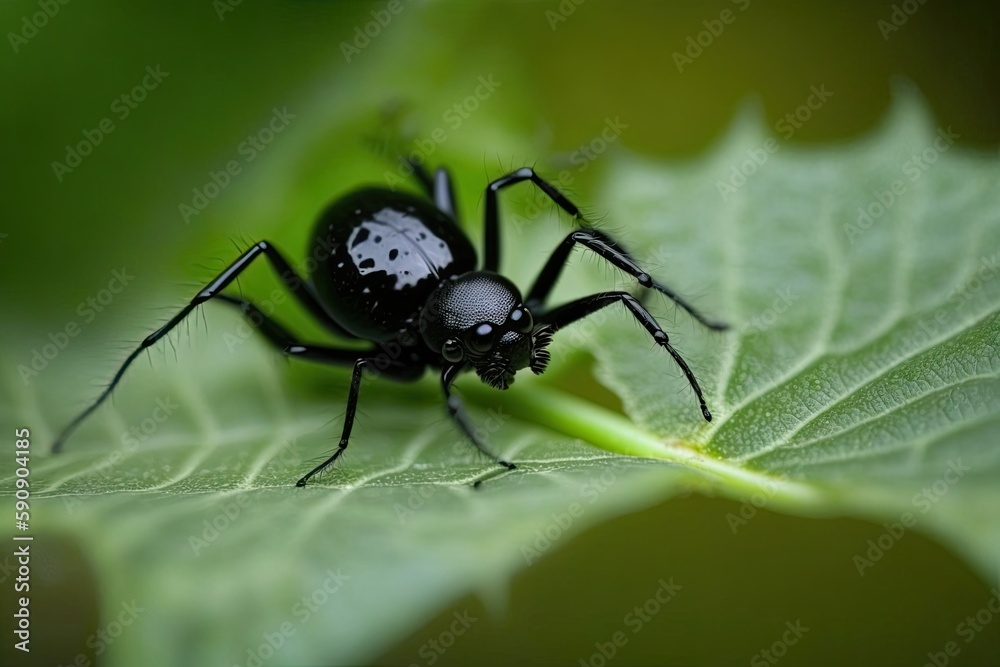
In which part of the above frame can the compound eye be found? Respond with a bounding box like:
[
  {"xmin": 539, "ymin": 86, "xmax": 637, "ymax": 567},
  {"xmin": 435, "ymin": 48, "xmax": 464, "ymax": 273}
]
[
  {"xmin": 467, "ymin": 323, "xmax": 496, "ymax": 354},
  {"xmin": 509, "ymin": 307, "xmax": 534, "ymax": 334},
  {"xmin": 441, "ymin": 339, "xmax": 464, "ymax": 363}
]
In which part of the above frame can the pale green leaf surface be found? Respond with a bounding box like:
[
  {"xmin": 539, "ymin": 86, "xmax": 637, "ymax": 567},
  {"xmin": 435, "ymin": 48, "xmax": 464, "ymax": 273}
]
[{"xmin": 590, "ymin": 96, "xmax": 1000, "ymax": 576}]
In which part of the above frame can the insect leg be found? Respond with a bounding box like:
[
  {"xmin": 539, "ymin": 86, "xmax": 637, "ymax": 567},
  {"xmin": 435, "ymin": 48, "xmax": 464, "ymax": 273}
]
[
  {"xmin": 213, "ymin": 295, "xmax": 373, "ymax": 362},
  {"xmin": 400, "ymin": 158, "xmax": 458, "ymax": 219},
  {"xmin": 539, "ymin": 291, "xmax": 713, "ymax": 422},
  {"xmin": 526, "ymin": 229, "xmax": 728, "ymax": 331},
  {"xmin": 51, "ymin": 240, "xmax": 345, "ymax": 453},
  {"xmin": 441, "ymin": 363, "xmax": 517, "ymax": 470},
  {"xmin": 214, "ymin": 295, "xmax": 393, "ymax": 487},
  {"xmin": 295, "ymin": 358, "xmax": 369, "ymax": 487},
  {"xmin": 432, "ymin": 167, "xmax": 459, "ymax": 219},
  {"xmin": 482, "ymin": 167, "xmax": 582, "ymax": 273}
]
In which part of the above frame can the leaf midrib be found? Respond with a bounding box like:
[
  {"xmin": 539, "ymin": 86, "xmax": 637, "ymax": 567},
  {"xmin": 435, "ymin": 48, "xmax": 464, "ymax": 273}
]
[{"xmin": 462, "ymin": 382, "xmax": 829, "ymax": 507}]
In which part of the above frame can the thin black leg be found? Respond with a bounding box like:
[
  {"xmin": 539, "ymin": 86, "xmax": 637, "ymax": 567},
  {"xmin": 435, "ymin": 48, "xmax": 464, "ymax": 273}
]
[
  {"xmin": 483, "ymin": 167, "xmax": 581, "ymax": 273},
  {"xmin": 51, "ymin": 240, "xmax": 346, "ymax": 453},
  {"xmin": 433, "ymin": 167, "xmax": 459, "ymax": 219},
  {"xmin": 296, "ymin": 358, "xmax": 369, "ymax": 487},
  {"xmin": 214, "ymin": 295, "xmax": 372, "ymax": 363},
  {"xmin": 212, "ymin": 295, "xmax": 381, "ymax": 487},
  {"xmin": 540, "ymin": 291, "xmax": 714, "ymax": 421},
  {"xmin": 441, "ymin": 364, "xmax": 517, "ymax": 470},
  {"xmin": 403, "ymin": 159, "xmax": 458, "ymax": 219},
  {"xmin": 235, "ymin": 241, "xmax": 357, "ymax": 338},
  {"xmin": 526, "ymin": 229, "xmax": 728, "ymax": 331}
]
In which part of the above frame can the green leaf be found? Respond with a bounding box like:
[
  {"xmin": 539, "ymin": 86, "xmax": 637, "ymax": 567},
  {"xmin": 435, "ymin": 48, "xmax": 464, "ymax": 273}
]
[
  {"xmin": 589, "ymin": 93, "xmax": 1000, "ymax": 575},
  {"xmin": 3, "ymin": 22, "xmax": 999, "ymax": 667}
]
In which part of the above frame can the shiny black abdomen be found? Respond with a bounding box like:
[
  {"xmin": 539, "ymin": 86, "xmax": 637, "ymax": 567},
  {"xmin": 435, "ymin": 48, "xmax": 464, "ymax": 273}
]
[{"xmin": 309, "ymin": 188, "xmax": 477, "ymax": 341}]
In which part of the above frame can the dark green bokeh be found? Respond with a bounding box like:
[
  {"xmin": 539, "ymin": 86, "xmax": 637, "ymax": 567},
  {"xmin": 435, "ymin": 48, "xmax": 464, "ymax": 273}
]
[{"xmin": 2, "ymin": 1, "xmax": 998, "ymax": 666}]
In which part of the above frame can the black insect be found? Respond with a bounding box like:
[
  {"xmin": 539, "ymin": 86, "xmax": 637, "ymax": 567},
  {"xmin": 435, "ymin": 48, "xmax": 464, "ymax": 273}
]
[{"xmin": 52, "ymin": 164, "xmax": 726, "ymax": 486}]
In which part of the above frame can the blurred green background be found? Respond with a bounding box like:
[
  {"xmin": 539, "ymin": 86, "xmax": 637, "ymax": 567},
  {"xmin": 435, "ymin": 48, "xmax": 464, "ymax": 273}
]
[{"xmin": 2, "ymin": 1, "xmax": 999, "ymax": 665}]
